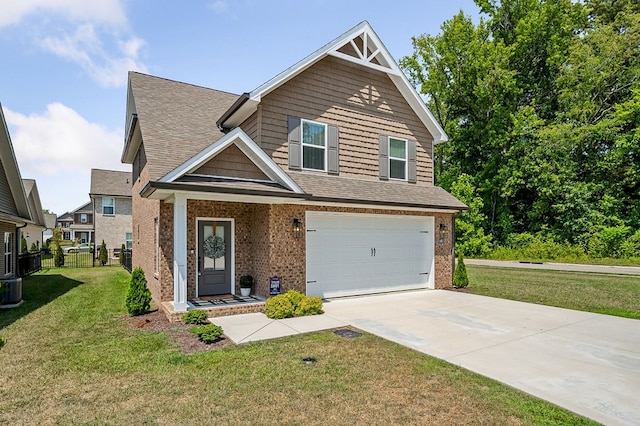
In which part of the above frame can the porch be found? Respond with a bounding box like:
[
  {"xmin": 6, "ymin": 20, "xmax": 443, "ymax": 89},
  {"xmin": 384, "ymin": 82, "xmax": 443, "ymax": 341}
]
[{"xmin": 161, "ymin": 293, "xmax": 266, "ymax": 322}]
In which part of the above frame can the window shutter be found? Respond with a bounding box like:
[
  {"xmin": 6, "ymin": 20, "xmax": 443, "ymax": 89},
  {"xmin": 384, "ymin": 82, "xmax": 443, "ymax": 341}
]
[
  {"xmin": 408, "ymin": 140, "xmax": 417, "ymax": 183},
  {"xmin": 327, "ymin": 125, "xmax": 339, "ymax": 174},
  {"xmin": 288, "ymin": 116, "xmax": 301, "ymax": 170},
  {"xmin": 379, "ymin": 135, "xmax": 389, "ymax": 180}
]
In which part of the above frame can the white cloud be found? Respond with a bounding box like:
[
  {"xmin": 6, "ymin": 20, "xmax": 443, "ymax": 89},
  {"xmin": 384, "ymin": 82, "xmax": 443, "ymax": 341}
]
[
  {"xmin": 0, "ymin": 0, "xmax": 126, "ymax": 28},
  {"xmin": 208, "ymin": 1, "xmax": 229, "ymax": 14},
  {"xmin": 40, "ymin": 24, "xmax": 148, "ymax": 87},
  {"xmin": 5, "ymin": 103, "xmax": 129, "ymax": 215}
]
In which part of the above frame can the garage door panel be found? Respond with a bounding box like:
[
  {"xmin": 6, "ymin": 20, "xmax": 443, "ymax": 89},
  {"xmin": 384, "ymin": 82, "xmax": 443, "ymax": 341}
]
[{"xmin": 306, "ymin": 212, "xmax": 434, "ymax": 298}]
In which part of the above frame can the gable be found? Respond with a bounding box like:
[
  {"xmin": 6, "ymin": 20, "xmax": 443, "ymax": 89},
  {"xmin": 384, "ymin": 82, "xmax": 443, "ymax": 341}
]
[
  {"xmin": 192, "ymin": 144, "xmax": 269, "ymax": 181},
  {"xmin": 0, "ymin": 104, "xmax": 31, "ymax": 222},
  {"xmin": 0, "ymin": 155, "xmax": 17, "ymax": 215}
]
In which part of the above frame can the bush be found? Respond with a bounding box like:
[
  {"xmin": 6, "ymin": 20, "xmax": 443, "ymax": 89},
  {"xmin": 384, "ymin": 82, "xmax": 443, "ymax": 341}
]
[
  {"xmin": 0, "ymin": 335, "xmax": 5, "ymax": 350},
  {"xmin": 265, "ymin": 294, "xmax": 295, "ymax": 319},
  {"xmin": 125, "ymin": 267, "xmax": 152, "ymax": 316},
  {"xmin": 98, "ymin": 240, "xmax": 108, "ymax": 266},
  {"xmin": 29, "ymin": 242, "xmax": 38, "ymax": 252},
  {"xmin": 265, "ymin": 290, "xmax": 324, "ymax": 319},
  {"xmin": 296, "ymin": 296, "xmax": 324, "ymax": 316},
  {"xmin": 119, "ymin": 244, "xmax": 126, "ymax": 265},
  {"xmin": 453, "ymin": 255, "xmax": 469, "ymax": 288},
  {"xmin": 54, "ymin": 242, "xmax": 64, "ymax": 267},
  {"xmin": 191, "ymin": 324, "xmax": 223, "ymax": 343},
  {"xmin": 20, "ymin": 236, "xmax": 27, "ymax": 254},
  {"xmin": 182, "ymin": 310, "xmax": 208, "ymax": 324},
  {"xmin": 239, "ymin": 274, "xmax": 254, "ymax": 289}
]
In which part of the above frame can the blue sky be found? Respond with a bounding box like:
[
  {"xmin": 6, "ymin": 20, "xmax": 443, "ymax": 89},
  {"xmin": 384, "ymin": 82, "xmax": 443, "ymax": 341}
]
[{"xmin": 0, "ymin": 0, "xmax": 480, "ymax": 216}]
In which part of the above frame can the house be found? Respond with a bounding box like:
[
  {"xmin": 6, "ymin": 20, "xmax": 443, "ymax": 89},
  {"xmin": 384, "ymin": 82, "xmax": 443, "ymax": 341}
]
[
  {"xmin": 20, "ymin": 179, "xmax": 46, "ymax": 252},
  {"xmin": 0, "ymin": 103, "xmax": 35, "ymax": 305},
  {"xmin": 89, "ymin": 168, "xmax": 133, "ymax": 252},
  {"xmin": 58, "ymin": 202, "xmax": 93, "ymax": 244},
  {"xmin": 42, "ymin": 212, "xmax": 57, "ymax": 243},
  {"xmin": 121, "ymin": 21, "xmax": 467, "ymax": 316}
]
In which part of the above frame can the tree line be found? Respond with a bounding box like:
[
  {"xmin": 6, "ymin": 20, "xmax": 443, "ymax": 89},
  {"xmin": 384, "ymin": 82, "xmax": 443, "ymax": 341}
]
[{"xmin": 401, "ymin": 0, "xmax": 640, "ymax": 259}]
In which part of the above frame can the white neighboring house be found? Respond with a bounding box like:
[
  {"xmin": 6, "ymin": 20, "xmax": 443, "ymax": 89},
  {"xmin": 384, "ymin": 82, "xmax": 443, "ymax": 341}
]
[
  {"xmin": 20, "ymin": 179, "xmax": 46, "ymax": 252},
  {"xmin": 89, "ymin": 169, "xmax": 132, "ymax": 253}
]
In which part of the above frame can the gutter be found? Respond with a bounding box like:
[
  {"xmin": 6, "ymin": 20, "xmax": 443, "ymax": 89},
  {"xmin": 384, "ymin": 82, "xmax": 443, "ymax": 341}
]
[
  {"xmin": 216, "ymin": 93, "xmax": 250, "ymax": 132},
  {"xmin": 121, "ymin": 113, "xmax": 138, "ymax": 163}
]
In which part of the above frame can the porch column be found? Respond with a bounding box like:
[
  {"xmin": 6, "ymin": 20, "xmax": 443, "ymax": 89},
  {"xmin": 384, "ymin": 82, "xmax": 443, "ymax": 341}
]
[{"xmin": 172, "ymin": 194, "xmax": 188, "ymax": 312}]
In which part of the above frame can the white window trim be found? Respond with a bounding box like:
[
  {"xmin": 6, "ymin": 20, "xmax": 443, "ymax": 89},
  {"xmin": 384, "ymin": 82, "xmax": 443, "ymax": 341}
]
[
  {"xmin": 4, "ymin": 232, "xmax": 13, "ymax": 277},
  {"xmin": 102, "ymin": 197, "xmax": 115, "ymax": 215},
  {"xmin": 126, "ymin": 232, "xmax": 133, "ymax": 250},
  {"xmin": 80, "ymin": 214, "xmax": 88, "ymax": 223},
  {"xmin": 388, "ymin": 137, "xmax": 408, "ymax": 181},
  {"xmin": 301, "ymin": 119, "xmax": 328, "ymax": 172}
]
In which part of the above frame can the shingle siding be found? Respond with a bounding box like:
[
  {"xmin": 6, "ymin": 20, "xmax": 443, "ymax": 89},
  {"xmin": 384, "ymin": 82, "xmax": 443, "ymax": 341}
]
[{"xmin": 0, "ymin": 158, "xmax": 17, "ymax": 216}]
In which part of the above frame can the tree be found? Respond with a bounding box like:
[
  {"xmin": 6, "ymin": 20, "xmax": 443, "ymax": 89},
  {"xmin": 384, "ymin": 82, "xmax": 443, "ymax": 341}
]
[
  {"xmin": 54, "ymin": 242, "xmax": 64, "ymax": 267},
  {"xmin": 98, "ymin": 240, "xmax": 108, "ymax": 266},
  {"xmin": 453, "ymin": 255, "xmax": 469, "ymax": 288},
  {"xmin": 125, "ymin": 267, "xmax": 152, "ymax": 316},
  {"xmin": 450, "ymin": 174, "xmax": 492, "ymax": 256},
  {"xmin": 20, "ymin": 236, "xmax": 27, "ymax": 254},
  {"xmin": 119, "ymin": 243, "xmax": 126, "ymax": 266},
  {"xmin": 29, "ymin": 242, "xmax": 38, "ymax": 252}
]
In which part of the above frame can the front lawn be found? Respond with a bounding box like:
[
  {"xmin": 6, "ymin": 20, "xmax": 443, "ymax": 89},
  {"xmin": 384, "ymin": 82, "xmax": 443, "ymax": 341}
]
[
  {"xmin": 0, "ymin": 268, "xmax": 595, "ymax": 425},
  {"xmin": 467, "ymin": 265, "xmax": 640, "ymax": 319}
]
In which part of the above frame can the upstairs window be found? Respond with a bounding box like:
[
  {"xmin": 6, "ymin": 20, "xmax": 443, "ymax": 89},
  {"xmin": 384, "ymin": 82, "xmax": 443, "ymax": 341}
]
[
  {"xmin": 102, "ymin": 197, "xmax": 115, "ymax": 215},
  {"xmin": 80, "ymin": 214, "xmax": 88, "ymax": 223},
  {"xmin": 126, "ymin": 232, "xmax": 133, "ymax": 250},
  {"xmin": 301, "ymin": 119, "xmax": 327, "ymax": 171},
  {"xmin": 389, "ymin": 137, "xmax": 407, "ymax": 180}
]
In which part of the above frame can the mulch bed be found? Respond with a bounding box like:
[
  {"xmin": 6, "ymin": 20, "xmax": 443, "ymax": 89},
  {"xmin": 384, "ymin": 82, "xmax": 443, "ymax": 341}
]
[
  {"xmin": 123, "ymin": 310, "xmax": 234, "ymax": 354},
  {"xmin": 446, "ymin": 286, "xmax": 475, "ymax": 293}
]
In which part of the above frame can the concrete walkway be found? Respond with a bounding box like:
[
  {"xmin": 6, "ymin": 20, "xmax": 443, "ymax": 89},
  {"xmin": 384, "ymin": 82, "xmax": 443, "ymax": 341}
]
[
  {"xmin": 211, "ymin": 290, "xmax": 640, "ymax": 425},
  {"xmin": 465, "ymin": 258, "xmax": 640, "ymax": 275}
]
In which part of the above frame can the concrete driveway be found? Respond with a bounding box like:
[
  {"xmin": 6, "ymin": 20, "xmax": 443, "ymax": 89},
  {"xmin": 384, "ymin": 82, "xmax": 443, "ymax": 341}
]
[{"xmin": 322, "ymin": 290, "xmax": 640, "ymax": 426}]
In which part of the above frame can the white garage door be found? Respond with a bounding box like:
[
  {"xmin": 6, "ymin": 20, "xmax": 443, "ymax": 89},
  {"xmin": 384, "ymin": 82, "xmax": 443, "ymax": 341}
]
[{"xmin": 305, "ymin": 212, "xmax": 434, "ymax": 298}]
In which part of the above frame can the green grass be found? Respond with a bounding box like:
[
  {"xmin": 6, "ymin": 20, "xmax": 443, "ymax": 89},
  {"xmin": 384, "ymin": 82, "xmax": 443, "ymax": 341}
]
[
  {"xmin": 0, "ymin": 268, "xmax": 597, "ymax": 425},
  {"xmin": 467, "ymin": 265, "xmax": 640, "ymax": 319}
]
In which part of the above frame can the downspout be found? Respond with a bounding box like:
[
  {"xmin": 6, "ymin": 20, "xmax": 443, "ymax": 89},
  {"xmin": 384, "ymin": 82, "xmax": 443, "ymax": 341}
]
[{"xmin": 451, "ymin": 211, "xmax": 462, "ymax": 281}]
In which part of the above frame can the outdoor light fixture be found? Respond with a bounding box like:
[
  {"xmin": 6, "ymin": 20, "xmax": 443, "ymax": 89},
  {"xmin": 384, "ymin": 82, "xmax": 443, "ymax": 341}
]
[
  {"xmin": 292, "ymin": 218, "xmax": 302, "ymax": 239},
  {"xmin": 438, "ymin": 222, "xmax": 447, "ymax": 244}
]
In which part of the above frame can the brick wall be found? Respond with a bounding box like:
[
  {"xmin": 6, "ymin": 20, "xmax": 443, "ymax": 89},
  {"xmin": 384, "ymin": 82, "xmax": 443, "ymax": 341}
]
[{"xmin": 93, "ymin": 195, "xmax": 132, "ymax": 252}]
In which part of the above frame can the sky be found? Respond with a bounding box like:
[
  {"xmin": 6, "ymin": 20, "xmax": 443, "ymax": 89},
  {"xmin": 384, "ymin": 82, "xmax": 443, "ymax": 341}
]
[{"xmin": 0, "ymin": 0, "xmax": 480, "ymax": 217}]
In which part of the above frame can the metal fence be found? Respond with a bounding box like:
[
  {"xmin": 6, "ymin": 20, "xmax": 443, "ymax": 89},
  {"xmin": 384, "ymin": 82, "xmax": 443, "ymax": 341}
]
[
  {"xmin": 121, "ymin": 249, "xmax": 132, "ymax": 273},
  {"xmin": 41, "ymin": 248, "xmax": 130, "ymax": 269},
  {"xmin": 18, "ymin": 251, "xmax": 42, "ymax": 276}
]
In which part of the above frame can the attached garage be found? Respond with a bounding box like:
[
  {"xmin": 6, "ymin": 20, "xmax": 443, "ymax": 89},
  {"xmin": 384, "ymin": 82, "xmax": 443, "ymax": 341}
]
[{"xmin": 305, "ymin": 212, "xmax": 435, "ymax": 298}]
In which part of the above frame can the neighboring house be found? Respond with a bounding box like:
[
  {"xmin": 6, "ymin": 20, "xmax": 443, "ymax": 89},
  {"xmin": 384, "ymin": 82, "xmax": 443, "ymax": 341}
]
[
  {"xmin": 122, "ymin": 21, "xmax": 467, "ymax": 314},
  {"xmin": 58, "ymin": 202, "xmax": 94, "ymax": 244},
  {"xmin": 20, "ymin": 179, "xmax": 46, "ymax": 251},
  {"xmin": 89, "ymin": 168, "xmax": 132, "ymax": 252},
  {"xmin": 0, "ymin": 103, "xmax": 33, "ymax": 281}
]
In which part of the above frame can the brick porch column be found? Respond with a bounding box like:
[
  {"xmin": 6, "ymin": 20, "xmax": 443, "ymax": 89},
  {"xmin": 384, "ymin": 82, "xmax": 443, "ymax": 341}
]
[{"xmin": 172, "ymin": 193, "xmax": 188, "ymax": 312}]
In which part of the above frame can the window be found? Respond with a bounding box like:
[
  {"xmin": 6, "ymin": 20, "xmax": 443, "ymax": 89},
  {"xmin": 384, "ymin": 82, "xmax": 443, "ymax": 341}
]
[
  {"xmin": 389, "ymin": 137, "xmax": 407, "ymax": 180},
  {"xmin": 4, "ymin": 232, "xmax": 13, "ymax": 276},
  {"xmin": 80, "ymin": 214, "xmax": 88, "ymax": 223},
  {"xmin": 302, "ymin": 119, "xmax": 327, "ymax": 171},
  {"xmin": 102, "ymin": 197, "xmax": 115, "ymax": 215},
  {"xmin": 126, "ymin": 232, "xmax": 133, "ymax": 250}
]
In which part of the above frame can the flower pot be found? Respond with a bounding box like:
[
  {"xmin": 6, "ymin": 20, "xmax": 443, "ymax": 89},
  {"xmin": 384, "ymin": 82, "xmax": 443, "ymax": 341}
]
[{"xmin": 240, "ymin": 287, "xmax": 251, "ymax": 297}]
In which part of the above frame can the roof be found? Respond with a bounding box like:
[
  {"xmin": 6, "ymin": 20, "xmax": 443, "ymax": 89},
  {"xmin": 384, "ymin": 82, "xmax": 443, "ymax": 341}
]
[
  {"xmin": 22, "ymin": 179, "xmax": 46, "ymax": 226},
  {"xmin": 60, "ymin": 202, "xmax": 92, "ymax": 218},
  {"xmin": 122, "ymin": 72, "xmax": 239, "ymax": 181},
  {"xmin": 217, "ymin": 21, "xmax": 448, "ymax": 144},
  {"xmin": 287, "ymin": 172, "xmax": 468, "ymax": 211},
  {"xmin": 44, "ymin": 213, "xmax": 57, "ymax": 229},
  {"xmin": 0, "ymin": 103, "xmax": 32, "ymax": 223},
  {"xmin": 90, "ymin": 169, "xmax": 132, "ymax": 197}
]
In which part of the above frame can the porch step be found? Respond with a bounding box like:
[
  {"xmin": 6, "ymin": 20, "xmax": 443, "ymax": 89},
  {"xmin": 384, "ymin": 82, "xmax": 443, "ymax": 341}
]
[{"xmin": 161, "ymin": 297, "xmax": 266, "ymax": 323}]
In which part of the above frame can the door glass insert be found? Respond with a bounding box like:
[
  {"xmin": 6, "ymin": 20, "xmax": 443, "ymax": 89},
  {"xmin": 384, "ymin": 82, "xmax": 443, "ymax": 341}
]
[{"xmin": 202, "ymin": 224, "xmax": 226, "ymax": 270}]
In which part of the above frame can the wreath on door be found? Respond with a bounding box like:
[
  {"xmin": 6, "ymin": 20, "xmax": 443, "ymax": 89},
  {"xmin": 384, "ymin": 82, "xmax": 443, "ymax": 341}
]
[{"xmin": 203, "ymin": 235, "xmax": 225, "ymax": 259}]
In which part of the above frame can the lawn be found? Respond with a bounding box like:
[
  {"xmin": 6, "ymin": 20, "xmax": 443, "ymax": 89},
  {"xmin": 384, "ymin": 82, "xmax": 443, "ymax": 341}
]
[
  {"xmin": 467, "ymin": 265, "xmax": 640, "ymax": 319},
  {"xmin": 0, "ymin": 268, "xmax": 596, "ymax": 425}
]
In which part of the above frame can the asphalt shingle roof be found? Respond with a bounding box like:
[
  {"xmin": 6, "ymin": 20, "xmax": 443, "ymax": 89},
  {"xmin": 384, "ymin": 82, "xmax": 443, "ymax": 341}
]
[{"xmin": 90, "ymin": 169, "xmax": 132, "ymax": 197}]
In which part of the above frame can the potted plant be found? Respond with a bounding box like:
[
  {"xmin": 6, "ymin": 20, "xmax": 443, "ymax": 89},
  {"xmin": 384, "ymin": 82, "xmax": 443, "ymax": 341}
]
[{"xmin": 239, "ymin": 274, "xmax": 253, "ymax": 297}]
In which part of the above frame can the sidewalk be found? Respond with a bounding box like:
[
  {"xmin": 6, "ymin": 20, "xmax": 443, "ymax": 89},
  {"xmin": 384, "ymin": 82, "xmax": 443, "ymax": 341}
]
[{"xmin": 465, "ymin": 258, "xmax": 640, "ymax": 275}]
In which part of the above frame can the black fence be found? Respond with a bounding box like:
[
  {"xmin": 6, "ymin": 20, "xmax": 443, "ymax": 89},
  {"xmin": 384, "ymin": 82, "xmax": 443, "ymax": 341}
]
[
  {"xmin": 41, "ymin": 248, "xmax": 131, "ymax": 270},
  {"xmin": 18, "ymin": 251, "xmax": 42, "ymax": 276},
  {"xmin": 121, "ymin": 249, "xmax": 132, "ymax": 273}
]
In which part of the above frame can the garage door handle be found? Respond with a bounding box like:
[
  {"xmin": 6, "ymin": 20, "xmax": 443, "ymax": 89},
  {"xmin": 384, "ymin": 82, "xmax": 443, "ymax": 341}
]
[
  {"xmin": 373, "ymin": 248, "xmax": 376, "ymax": 257},
  {"xmin": 306, "ymin": 280, "xmax": 317, "ymax": 284},
  {"xmin": 419, "ymin": 272, "xmax": 429, "ymax": 275}
]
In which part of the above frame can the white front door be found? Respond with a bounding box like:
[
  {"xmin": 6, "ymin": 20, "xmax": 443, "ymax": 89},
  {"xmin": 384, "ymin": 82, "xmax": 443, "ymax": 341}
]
[{"xmin": 305, "ymin": 212, "xmax": 434, "ymax": 298}]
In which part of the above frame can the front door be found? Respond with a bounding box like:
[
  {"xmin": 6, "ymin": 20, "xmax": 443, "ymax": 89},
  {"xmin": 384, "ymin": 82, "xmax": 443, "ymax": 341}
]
[{"xmin": 198, "ymin": 220, "xmax": 231, "ymax": 296}]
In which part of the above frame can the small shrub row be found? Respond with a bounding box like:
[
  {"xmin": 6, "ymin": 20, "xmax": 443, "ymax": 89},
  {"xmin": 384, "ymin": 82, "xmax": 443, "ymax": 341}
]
[
  {"xmin": 182, "ymin": 310, "xmax": 208, "ymax": 324},
  {"xmin": 265, "ymin": 290, "xmax": 323, "ymax": 319},
  {"xmin": 191, "ymin": 324, "xmax": 223, "ymax": 343}
]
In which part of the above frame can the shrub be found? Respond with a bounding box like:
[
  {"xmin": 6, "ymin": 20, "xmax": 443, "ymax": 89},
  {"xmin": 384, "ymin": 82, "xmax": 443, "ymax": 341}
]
[
  {"xmin": 453, "ymin": 254, "xmax": 469, "ymax": 288},
  {"xmin": 119, "ymin": 243, "xmax": 126, "ymax": 265},
  {"xmin": 20, "ymin": 236, "xmax": 27, "ymax": 254},
  {"xmin": 265, "ymin": 290, "xmax": 324, "ymax": 319},
  {"xmin": 296, "ymin": 296, "xmax": 324, "ymax": 316},
  {"xmin": 265, "ymin": 294, "xmax": 295, "ymax": 319},
  {"xmin": 239, "ymin": 274, "xmax": 253, "ymax": 289},
  {"xmin": 182, "ymin": 310, "xmax": 208, "ymax": 324},
  {"xmin": 54, "ymin": 242, "xmax": 64, "ymax": 267},
  {"xmin": 98, "ymin": 240, "xmax": 108, "ymax": 266},
  {"xmin": 191, "ymin": 324, "xmax": 223, "ymax": 343},
  {"xmin": 0, "ymin": 335, "xmax": 5, "ymax": 350},
  {"xmin": 125, "ymin": 267, "xmax": 152, "ymax": 316},
  {"xmin": 29, "ymin": 242, "xmax": 38, "ymax": 252}
]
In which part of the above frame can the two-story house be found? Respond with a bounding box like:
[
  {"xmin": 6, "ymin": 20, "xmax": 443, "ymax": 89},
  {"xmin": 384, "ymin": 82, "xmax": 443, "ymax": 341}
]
[
  {"xmin": 89, "ymin": 169, "xmax": 132, "ymax": 253},
  {"xmin": 57, "ymin": 202, "xmax": 93, "ymax": 244},
  {"xmin": 121, "ymin": 22, "xmax": 467, "ymax": 316}
]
